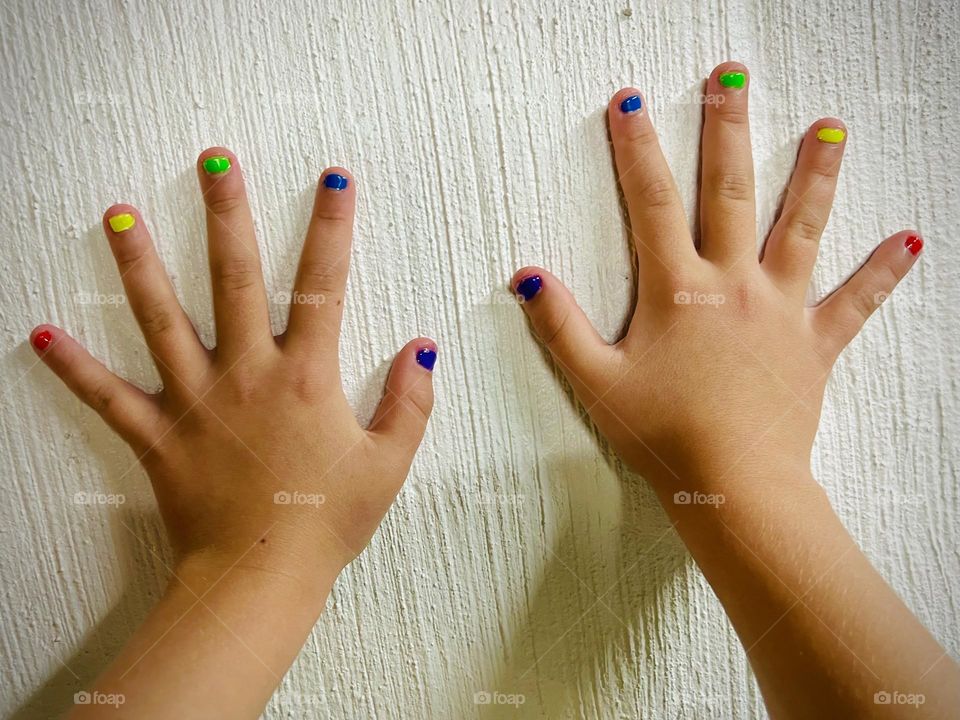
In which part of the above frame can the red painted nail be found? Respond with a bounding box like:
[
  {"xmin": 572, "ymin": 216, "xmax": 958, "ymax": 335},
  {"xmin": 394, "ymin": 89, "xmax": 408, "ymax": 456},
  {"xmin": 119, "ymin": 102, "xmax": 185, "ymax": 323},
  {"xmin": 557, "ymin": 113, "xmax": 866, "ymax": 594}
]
[
  {"xmin": 32, "ymin": 329, "xmax": 53, "ymax": 351},
  {"xmin": 904, "ymin": 234, "xmax": 923, "ymax": 256}
]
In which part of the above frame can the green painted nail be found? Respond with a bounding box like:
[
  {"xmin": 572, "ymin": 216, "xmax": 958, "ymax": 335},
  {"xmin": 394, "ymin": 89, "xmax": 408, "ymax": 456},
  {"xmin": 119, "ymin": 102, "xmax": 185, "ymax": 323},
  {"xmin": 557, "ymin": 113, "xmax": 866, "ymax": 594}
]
[
  {"xmin": 202, "ymin": 156, "xmax": 231, "ymax": 174},
  {"xmin": 719, "ymin": 71, "xmax": 746, "ymax": 89}
]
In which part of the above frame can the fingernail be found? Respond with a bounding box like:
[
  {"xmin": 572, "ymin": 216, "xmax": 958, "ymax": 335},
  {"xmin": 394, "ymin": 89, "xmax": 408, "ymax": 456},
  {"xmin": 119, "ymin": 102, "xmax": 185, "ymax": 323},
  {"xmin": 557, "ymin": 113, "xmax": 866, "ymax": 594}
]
[
  {"xmin": 323, "ymin": 173, "xmax": 349, "ymax": 191},
  {"xmin": 202, "ymin": 156, "xmax": 231, "ymax": 174},
  {"xmin": 904, "ymin": 234, "xmax": 923, "ymax": 256},
  {"xmin": 32, "ymin": 329, "xmax": 52, "ymax": 351},
  {"xmin": 619, "ymin": 95, "xmax": 642, "ymax": 114},
  {"xmin": 107, "ymin": 213, "xmax": 136, "ymax": 233},
  {"xmin": 416, "ymin": 347, "xmax": 437, "ymax": 371},
  {"xmin": 816, "ymin": 127, "xmax": 846, "ymax": 144},
  {"xmin": 718, "ymin": 71, "xmax": 746, "ymax": 89},
  {"xmin": 515, "ymin": 275, "xmax": 543, "ymax": 302}
]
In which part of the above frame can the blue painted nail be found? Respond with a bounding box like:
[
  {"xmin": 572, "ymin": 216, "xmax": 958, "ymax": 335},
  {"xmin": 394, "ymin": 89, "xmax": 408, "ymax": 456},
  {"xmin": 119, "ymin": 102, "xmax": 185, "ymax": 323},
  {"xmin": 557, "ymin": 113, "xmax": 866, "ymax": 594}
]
[
  {"xmin": 620, "ymin": 95, "xmax": 642, "ymax": 113},
  {"xmin": 515, "ymin": 275, "xmax": 543, "ymax": 302},
  {"xmin": 416, "ymin": 347, "xmax": 437, "ymax": 371},
  {"xmin": 323, "ymin": 173, "xmax": 349, "ymax": 190}
]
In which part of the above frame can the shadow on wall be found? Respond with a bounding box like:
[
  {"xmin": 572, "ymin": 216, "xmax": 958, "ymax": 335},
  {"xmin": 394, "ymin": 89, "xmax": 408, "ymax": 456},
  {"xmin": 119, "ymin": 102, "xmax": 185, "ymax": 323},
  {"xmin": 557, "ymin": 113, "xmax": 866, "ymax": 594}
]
[
  {"xmin": 474, "ymin": 452, "xmax": 687, "ymax": 719},
  {"xmin": 10, "ymin": 506, "xmax": 166, "ymax": 720},
  {"xmin": 10, "ymin": 330, "xmax": 168, "ymax": 719}
]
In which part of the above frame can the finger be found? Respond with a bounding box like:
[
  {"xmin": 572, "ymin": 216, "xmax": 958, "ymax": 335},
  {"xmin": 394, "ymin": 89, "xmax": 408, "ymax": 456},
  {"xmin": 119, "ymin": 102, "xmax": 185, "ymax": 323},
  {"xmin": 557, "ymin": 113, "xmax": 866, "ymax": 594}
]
[
  {"xmin": 608, "ymin": 88, "xmax": 694, "ymax": 276},
  {"xmin": 762, "ymin": 119, "xmax": 848, "ymax": 300},
  {"xmin": 29, "ymin": 325, "xmax": 162, "ymax": 449},
  {"xmin": 511, "ymin": 267, "xmax": 612, "ymax": 392},
  {"xmin": 197, "ymin": 147, "xmax": 272, "ymax": 360},
  {"xmin": 102, "ymin": 205, "xmax": 209, "ymax": 394},
  {"xmin": 699, "ymin": 62, "xmax": 756, "ymax": 264},
  {"xmin": 811, "ymin": 231, "xmax": 923, "ymax": 354},
  {"xmin": 285, "ymin": 168, "xmax": 355, "ymax": 357},
  {"xmin": 368, "ymin": 337, "xmax": 436, "ymax": 449}
]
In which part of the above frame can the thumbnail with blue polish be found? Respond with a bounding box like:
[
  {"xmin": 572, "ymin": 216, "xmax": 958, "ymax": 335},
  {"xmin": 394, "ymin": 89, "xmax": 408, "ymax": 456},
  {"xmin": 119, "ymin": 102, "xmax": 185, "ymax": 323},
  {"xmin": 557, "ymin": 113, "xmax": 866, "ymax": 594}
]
[
  {"xmin": 620, "ymin": 95, "xmax": 642, "ymax": 113},
  {"xmin": 416, "ymin": 348, "xmax": 437, "ymax": 371},
  {"xmin": 323, "ymin": 173, "xmax": 349, "ymax": 190},
  {"xmin": 516, "ymin": 275, "xmax": 542, "ymax": 302}
]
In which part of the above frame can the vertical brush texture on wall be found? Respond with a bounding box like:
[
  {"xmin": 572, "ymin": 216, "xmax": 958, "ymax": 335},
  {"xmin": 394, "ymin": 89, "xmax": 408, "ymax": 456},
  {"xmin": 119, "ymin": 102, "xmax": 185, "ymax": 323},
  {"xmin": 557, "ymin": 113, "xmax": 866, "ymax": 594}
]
[{"xmin": 1, "ymin": 0, "xmax": 957, "ymax": 717}]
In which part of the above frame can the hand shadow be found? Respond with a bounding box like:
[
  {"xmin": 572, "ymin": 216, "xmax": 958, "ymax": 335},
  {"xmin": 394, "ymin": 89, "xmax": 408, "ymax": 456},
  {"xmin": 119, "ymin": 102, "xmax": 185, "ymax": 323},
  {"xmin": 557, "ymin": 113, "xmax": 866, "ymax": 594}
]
[{"xmin": 472, "ymin": 448, "xmax": 687, "ymax": 719}]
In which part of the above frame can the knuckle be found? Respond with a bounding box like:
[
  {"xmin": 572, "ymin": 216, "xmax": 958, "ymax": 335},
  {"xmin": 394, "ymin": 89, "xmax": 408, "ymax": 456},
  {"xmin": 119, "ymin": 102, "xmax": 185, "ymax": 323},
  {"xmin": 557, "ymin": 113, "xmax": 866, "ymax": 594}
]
[
  {"xmin": 804, "ymin": 157, "xmax": 841, "ymax": 181},
  {"xmin": 137, "ymin": 301, "xmax": 176, "ymax": 338},
  {"xmin": 635, "ymin": 177, "xmax": 677, "ymax": 210},
  {"xmin": 849, "ymin": 288, "xmax": 879, "ymax": 321},
  {"xmin": 86, "ymin": 382, "xmax": 116, "ymax": 418},
  {"xmin": 618, "ymin": 119, "xmax": 658, "ymax": 149},
  {"xmin": 225, "ymin": 371, "xmax": 259, "ymax": 404},
  {"xmin": 784, "ymin": 214, "xmax": 825, "ymax": 244},
  {"xmin": 538, "ymin": 307, "xmax": 571, "ymax": 349},
  {"xmin": 287, "ymin": 367, "xmax": 331, "ymax": 404},
  {"xmin": 407, "ymin": 392, "xmax": 433, "ymax": 428},
  {"xmin": 212, "ymin": 258, "xmax": 259, "ymax": 293},
  {"xmin": 114, "ymin": 248, "xmax": 150, "ymax": 275},
  {"xmin": 711, "ymin": 172, "xmax": 754, "ymax": 203},
  {"xmin": 313, "ymin": 206, "xmax": 352, "ymax": 223},
  {"xmin": 714, "ymin": 105, "xmax": 749, "ymax": 126},
  {"xmin": 206, "ymin": 194, "xmax": 244, "ymax": 215},
  {"xmin": 297, "ymin": 258, "xmax": 343, "ymax": 297}
]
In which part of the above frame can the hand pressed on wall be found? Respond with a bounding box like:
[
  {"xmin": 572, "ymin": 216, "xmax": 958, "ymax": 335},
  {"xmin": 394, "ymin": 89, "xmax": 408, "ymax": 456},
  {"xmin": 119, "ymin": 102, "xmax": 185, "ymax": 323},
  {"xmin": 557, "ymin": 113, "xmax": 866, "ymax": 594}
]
[
  {"xmin": 512, "ymin": 63, "xmax": 957, "ymax": 719},
  {"xmin": 32, "ymin": 148, "xmax": 437, "ymax": 718},
  {"xmin": 513, "ymin": 65, "xmax": 920, "ymax": 486}
]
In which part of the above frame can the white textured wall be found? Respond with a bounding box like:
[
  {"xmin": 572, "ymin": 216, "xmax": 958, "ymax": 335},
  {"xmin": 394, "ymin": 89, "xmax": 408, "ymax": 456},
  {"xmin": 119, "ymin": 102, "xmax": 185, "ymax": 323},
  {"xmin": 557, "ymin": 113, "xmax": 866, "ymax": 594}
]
[{"xmin": 1, "ymin": 0, "xmax": 958, "ymax": 717}]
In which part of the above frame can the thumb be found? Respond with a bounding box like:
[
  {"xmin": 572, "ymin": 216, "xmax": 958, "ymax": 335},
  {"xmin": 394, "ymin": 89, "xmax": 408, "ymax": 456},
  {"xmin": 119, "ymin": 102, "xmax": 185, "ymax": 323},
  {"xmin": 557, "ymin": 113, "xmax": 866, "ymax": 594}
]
[
  {"xmin": 512, "ymin": 267, "xmax": 611, "ymax": 387},
  {"xmin": 368, "ymin": 337, "xmax": 436, "ymax": 448}
]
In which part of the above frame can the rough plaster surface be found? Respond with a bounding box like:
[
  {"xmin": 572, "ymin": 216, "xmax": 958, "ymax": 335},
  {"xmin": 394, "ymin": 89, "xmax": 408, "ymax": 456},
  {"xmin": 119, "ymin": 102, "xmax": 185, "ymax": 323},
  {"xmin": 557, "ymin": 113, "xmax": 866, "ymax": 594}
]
[{"xmin": 1, "ymin": 0, "xmax": 958, "ymax": 717}]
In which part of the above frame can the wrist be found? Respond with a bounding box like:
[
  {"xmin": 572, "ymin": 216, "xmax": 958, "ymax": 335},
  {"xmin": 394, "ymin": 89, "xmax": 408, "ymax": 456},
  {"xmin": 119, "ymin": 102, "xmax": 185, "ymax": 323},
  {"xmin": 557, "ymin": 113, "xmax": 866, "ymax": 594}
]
[{"xmin": 171, "ymin": 543, "xmax": 342, "ymax": 611}]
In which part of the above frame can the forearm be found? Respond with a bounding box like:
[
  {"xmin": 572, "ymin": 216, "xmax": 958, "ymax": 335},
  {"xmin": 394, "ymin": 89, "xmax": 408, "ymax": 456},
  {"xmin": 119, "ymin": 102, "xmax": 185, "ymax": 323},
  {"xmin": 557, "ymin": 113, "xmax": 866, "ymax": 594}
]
[
  {"xmin": 653, "ymin": 464, "xmax": 959, "ymax": 719},
  {"xmin": 69, "ymin": 554, "xmax": 336, "ymax": 719}
]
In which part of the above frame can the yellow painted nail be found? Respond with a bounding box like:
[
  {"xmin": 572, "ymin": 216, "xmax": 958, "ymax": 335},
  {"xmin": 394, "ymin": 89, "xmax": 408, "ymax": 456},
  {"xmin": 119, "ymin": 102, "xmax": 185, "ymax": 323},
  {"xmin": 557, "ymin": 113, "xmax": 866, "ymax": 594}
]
[
  {"xmin": 816, "ymin": 127, "xmax": 846, "ymax": 144},
  {"xmin": 108, "ymin": 213, "xmax": 136, "ymax": 233}
]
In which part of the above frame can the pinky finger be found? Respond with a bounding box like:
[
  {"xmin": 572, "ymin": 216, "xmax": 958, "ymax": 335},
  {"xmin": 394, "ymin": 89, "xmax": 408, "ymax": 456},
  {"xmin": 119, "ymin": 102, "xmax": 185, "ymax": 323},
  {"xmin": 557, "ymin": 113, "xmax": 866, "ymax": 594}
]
[
  {"xmin": 29, "ymin": 325, "xmax": 163, "ymax": 449},
  {"xmin": 811, "ymin": 231, "xmax": 923, "ymax": 354}
]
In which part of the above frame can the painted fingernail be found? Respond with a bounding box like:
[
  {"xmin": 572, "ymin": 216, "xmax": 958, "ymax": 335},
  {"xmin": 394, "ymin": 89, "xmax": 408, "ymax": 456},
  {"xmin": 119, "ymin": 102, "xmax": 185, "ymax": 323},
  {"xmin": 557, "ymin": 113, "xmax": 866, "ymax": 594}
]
[
  {"xmin": 620, "ymin": 95, "xmax": 642, "ymax": 114},
  {"xmin": 32, "ymin": 329, "xmax": 52, "ymax": 351},
  {"xmin": 202, "ymin": 156, "xmax": 231, "ymax": 174},
  {"xmin": 904, "ymin": 234, "xmax": 923, "ymax": 256},
  {"xmin": 416, "ymin": 347, "xmax": 437, "ymax": 371},
  {"xmin": 323, "ymin": 173, "xmax": 349, "ymax": 190},
  {"xmin": 515, "ymin": 275, "xmax": 543, "ymax": 302},
  {"xmin": 816, "ymin": 127, "xmax": 846, "ymax": 144},
  {"xmin": 107, "ymin": 213, "xmax": 136, "ymax": 233},
  {"xmin": 718, "ymin": 71, "xmax": 746, "ymax": 89}
]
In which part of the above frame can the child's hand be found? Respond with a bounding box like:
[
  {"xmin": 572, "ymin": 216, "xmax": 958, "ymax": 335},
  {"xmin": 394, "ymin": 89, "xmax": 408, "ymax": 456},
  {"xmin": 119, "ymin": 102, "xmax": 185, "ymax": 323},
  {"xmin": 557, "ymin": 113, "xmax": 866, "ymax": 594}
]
[
  {"xmin": 513, "ymin": 63, "xmax": 919, "ymax": 489},
  {"xmin": 514, "ymin": 64, "xmax": 958, "ymax": 719},
  {"xmin": 32, "ymin": 148, "xmax": 436, "ymax": 591}
]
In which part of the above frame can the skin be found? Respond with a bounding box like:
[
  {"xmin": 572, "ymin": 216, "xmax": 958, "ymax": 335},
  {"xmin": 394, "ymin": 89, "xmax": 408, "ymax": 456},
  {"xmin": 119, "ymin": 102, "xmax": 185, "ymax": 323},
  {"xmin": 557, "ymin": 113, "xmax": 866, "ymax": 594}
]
[
  {"xmin": 32, "ymin": 149, "xmax": 437, "ymax": 718},
  {"xmin": 513, "ymin": 63, "xmax": 959, "ymax": 717}
]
